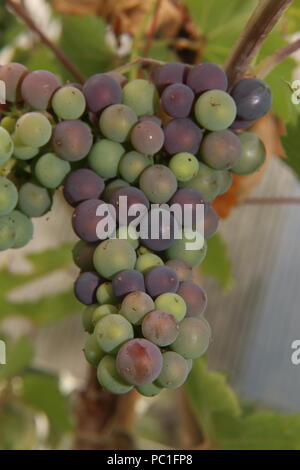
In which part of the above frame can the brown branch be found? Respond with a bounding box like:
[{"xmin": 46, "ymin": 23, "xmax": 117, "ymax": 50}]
[
  {"xmin": 4, "ymin": 0, "xmax": 85, "ymax": 84},
  {"xmin": 113, "ymin": 57, "xmax": 164, "ymax": 74},
  {"xmin": 244, "ymin": 197, "xmax": 300, "ymax": 205},
  {"xmin": 255, "ymin": 37, "xmax": 300, "ymax": 79},
  {"xmin": 225, "ymin": 0, "xmax": 292, "ymax": 87},
  {"xmin": 143, "ymin": 0, "xmax": 163, "ymax": 58}
]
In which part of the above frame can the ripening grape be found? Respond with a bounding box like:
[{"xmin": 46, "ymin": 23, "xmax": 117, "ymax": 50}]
[
  {"xmin": 92, "ymin": 304, "xmax": 118, "ymax": 325},
  {"xmin": 120, "ymin": 291, "xmax": 155, "ymax": 325},
  {"xmin": 83, "ymin": 334, "xmax": 105, "ymax": 367},
  {"xmin": 145, "ymin": 266, "xmax": 179, "ymax": 298},
  {"xmin": 112, "ymin": 269, "xmax": 145, "ymax": 299},
  {"xmin": 168, "ymin": 152, "xmax": 199, "ymax": 182},
  {"xmin": 72, "ymin": 240, "xmax": 97, "ymax": 271},
  {"xmin": 1, "ymin": 116, "xmax": 16, "ymax": 134},
  {"xmin": 94, "ymin": 314, "xmax": 134, "ymax": 353},
  {"xmin": 231, "ymin": 78, "xmax": 272, "ymax": 121},
  {"xmin": 116, "ymin": 338, "xmax": 163, "ymax": 386},
  {"xmin": 217, "ymin": 169, "xmax": 232, "ymax": 195},
  {"xmin": 154, "ymin": 292, "xmax": 186, "ymax": 322},
  {"xmin": 135, "ymin": 253, "xmax": 164, "ymax": 274},
  {"xmin": 136, "ymin": 382, "xmax": 163, "ymax": 397},
  {"xmin": 63, "ymin": 168, "xmax": 105, "ymax": 207},
  {"xmin": 103, "ymin": 179, "xmax": 129, "ymax": 201},
  {"xmin": 169, "ymin": 188, "xmax": 206, "ymax": 231},
  {"xmin": 161, "ymin": 83, "xmax": 194, "ymax": 118},
  {"xmin": 99, "ymin": 104, "xmax": 138, "ymax": 143},
  {"xmin": 72, "ymin": 199, "xmax": 114, "ymax": 242},
  {"xmin": 109, "ymin": 186, "xmax": 149, "ymax": 225},
  {"xmin": 16, "ymin": 112, "xmax": 52, "ymax": 148},
  {"xmin": 139, "ymin": 165, "xmax": 177, "ymax": 203},
  {"xmin": 97, "ymin": 356, "xmax": 133, "ymax": 394},
  {"xmin": 194, "ymin": 90, "xmax": 237, "ymax": 131},
  {"xmin": 166, "ymin": 229, "xmax": 207, "ymax": 267},
  {"xmin": 140, "ymin": 207, "xmax": 177, "ymax": 252},
  {"xmin": 93, "ymin": 239, "xmax": 137, "ymax": 280},
  {"xmin": 52, "ymin": 86, "xmax": 86, "ymax": 119},
  {"xmin": 88, "ymin": 140, "xmax": 125, "ymax": 178},
  {"xmin": 115, "ymin": 225, "xmax": 139, "ymax": 250},
  {"xmin": 104, "ymin": 71, "xmax": 127, "ymax": 87},
  {"xmin": 35, "ymin": 152, "xmax": 71, "ymax": 189},
  {"xmin": 142, "ymin": 310, "xmax": 179, "ymax": 347},
  {"xmin": 139, "ymin": 115, "xmax": 162, "ymax": 126},
  {"xmin": 74, "ymin": 271, "xmax": 103, "ymax": 305},
  {"xmin": 11, "ymin": 133, "xmax": 39, "ymax": 160},
  {"xmin": 119, "ymin": 151, "xmax": 151, "ymax": 184},
  {"xmin": 157, "ymin": 351, "xmax": 189, "ymax": 389},
  {"xmin": 165, "ymin": 259, "xmax": 193, "ymax": 282},
  {"xmin": 96, "ymin": 282, "xmax": 117, "ymax": 305},
  {"xmin": 171, "ymin": 317, "xmax": 211, "ymax": 359},
  {"xmin": 0, "ymin": 177, "xmax": 18, "ymax": 216},
  {"xmin": 9, "ymin": 210, "xmax": 34, "ymax": 249},
  {"xmin": 186, "ymin": 62, "xmax": 228, "ymax": 95},
  {"xmin": 0, "ymin": 127, "xmax": 13, "ymax": 164},
  {"xmin": 182, "ymin": 162, "xmax": 222, "ymax": 202},
  {"xmin": 83, "ymin": 74, "xmax": 122, "ymax": 113},
  {"xmin": 200, "ymin": 130, "xmax": 242, "ymax": 170},
  {"xmin": 122, "ymin": 79, "xmax": 158, "ymax": 116},
  {"xmin": 230, "ymin": 118, "xmax": 254, "ymax": 130},
  {"xmin": 81, "ymin": 304, "xmax": 97, "ymax": 333},
  {"xmin": 131, "ymin": 121, "xmax": 164, "ymax": 155},
  {"xmin": 151, "ymin": 62, "xmax": 187, "ymax": 93},
  {"xmin": 21, "ymin": 69, "xmax": 60, "ymax": 110},
  {"xmin": 204, "ymin": 205, "xmax": 219, "ymax": 239},
  {"xmin": 163, "ymin": 118, "xmax": 203, "ymax": 155},
  {"xmin": 231, "ymin": 132, "xmax": 266, "ymax": 175},
  {"xmin": 0, "ymin": 214, "xmax": 16, "ymax": 250},
  {"xmin": 52, "ymin": 120, "xmax": 93, "ymax": 161},
  {"xmin": 177, "ymin": 281, "xmax": 207, "ymax": 317},
  {"xmin": 0, "ymin": 62, "xmax": 28, "ymax": 102}
]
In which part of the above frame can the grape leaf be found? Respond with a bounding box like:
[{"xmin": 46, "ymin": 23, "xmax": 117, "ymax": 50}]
[
  {"xmin": 201, "ymin": 234, "xmax": 233, "ymax": 289},
  {"xmin": 281, "ymin": 116, "xmax": 300, "ymax": 179},
  {"xmin": 0, "ymin": 336, "xmax": 34, "ymax": 380}
]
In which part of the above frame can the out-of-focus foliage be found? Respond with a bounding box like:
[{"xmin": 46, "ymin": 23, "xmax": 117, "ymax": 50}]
[
  {"xmin": 281, "ymin": 116, "xmax": 300, "ymax": 180},
  {"xmin": 201, "ymin": 235, "xmax": 233, "ymax": 289}
]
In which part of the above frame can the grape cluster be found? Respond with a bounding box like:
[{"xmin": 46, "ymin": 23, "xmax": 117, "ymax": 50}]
[{"xmin": 0, "ymin": 61, "xmax": 271, "ymax": 396}]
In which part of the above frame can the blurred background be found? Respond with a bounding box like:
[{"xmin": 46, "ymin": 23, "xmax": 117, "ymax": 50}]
[{"xmin": 1, "ymin": 0, "xmax": 300, "ymax": 450}]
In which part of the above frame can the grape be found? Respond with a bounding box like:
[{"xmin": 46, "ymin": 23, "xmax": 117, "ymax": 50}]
[
  {"xmin": 139, "ymin": 165, "xmax": 177, "ymax": 203},
  {"xmin": 135, "ymin": 253, "xmax": 164, "ymax": 274},
  {"xmin": 83, "ymin": 74, "xmax": 122, "ymax": 113},
  {"xmin": 115, "ymin": 226, "xmax": 139, "ymax": 250},
  {"xmin": 0, "ymin": 128, "xmax": 13, "ymax": 164},
  {"xmin": 52, "ymin": 86, "xmax": 86, "ymax": 119},
  {"xmin": 169, "ymin": 188, "xmax": 206, "ymax": 231},
  {"xmin": 72, "ymin": 199, "xmax": 114, "ymax": 243},
  {"xmin": 200, "ymin": 130, "xmax": 241, "ymax": 170},
  {"xmin": 186, "ymin": 62, "xmax": 228, "ymax": 95},
  {"xmin": 120, "ymin": 291, "xmax": 155, "ymax": 325},
  {"xmin": 136, "ymin": 382, "xmax": 163, "ymax": 397},
  {"xmin": 231, "ymin": 78, "xmax": 272, "ymax": 121},
  {"xmin": 230, "ymin": 118, "xmax": 254, "ymax": 130},
  {"xmin": 16, "ymin": 112, "xmax": 52, "ymax": 148},
  {"xmin": 142, "ymin": 310, "xmax": 179, "ymax": 347},
  {"xmin": 166, "ymin": 230, "xmax": 207, "ymax": 267},
  {"xmin": 82, "ymin": 304, "xmax": 98, "ymax": 333},
  {"xmin": 21, "ymin": 69, "xmax": 60, "ymax": 109},
  {"xmin": 0, "ymin": 177, "xmax": 18, "ymax": 216},
  {"xmin": 231, "ymin": 131, "xmax": 266, "ymax": 175},
  {"xmin": 217, "ymin": 169, "xmax": 232, "ymax": 195},
  {"xmin": 97, "ymin": 356, "xmax": 133, "ymax": 394},
  {"xmin": 94, "ymin": 314, "xmax": 134, "ymax": 353},
  {"xmin": 11, "ymin": 133, "xmax": 38, "ymax": 160},
  {"xmin": 165, "ymin": 259, "xmax": 193, "ymax": 282},
  {"xmin": 154, "ymin": 292, "xmax": 186, "ymax": 322},
  {"xmin": 9, "ymin": 210, "xmax": 34, "ymax": 249},
  {"xmin": 119, "ymin": 151, "xmax": 151, "ymax": 183},
  {"xmin": 204, "ymin": 205, "xmax": 219, "ymax": 239},
  {"xmin": 92, "ymin": 304, "xmax": 118, "ymax": 324},
  {"xmin": 109, "ymin": 186, "xmax": 149, "ymax": 225},
  {"xmin": 104, "ymin": 71, "xmax": 127, "ymax": 87},
  {"xmin": 17, "ymin": 182, "xmax": 50, "ymax": 218},
  {"xmin": 112, "ymin": 269, "xmax": 145, "ymax": 299},
  {"xmin": 96, "ymin": 282, "xmax": 117, "ymax": 305},
  {"xmin": 83, "ymin": 334, "xmax": 104, "ymax": 367},
  {"xmin": 99, "ymin": 104, "xmax": 138, "ymax": 143},
  {"xmin": 103, "ymin": 179, "xmax": 129, "ymax": 201},
  {"xmin": 0, "ymin": 62, "xmax": 28, "ymax": 102},
  {"xmin": 63, "ymin": 169, "xmax": 105, "ymax": 207},
  {"xmin": 194, "ymin": 90, "xmax": 237, "ymax": 131},
  {"xmin": 72, "ymin": 240, "xmax": 97, "ymax": 271},
  {"xmin": 88, "ymin": 139, "xmax": 125, "ymax": 178},
  {"xmin": 1, "ymin": 116, "xmax": 16, "ymax": 134},
  {"xmin": 151, "ymin": 62, "xmax": 187, "ymax": 93},
  {"xmin": 140, "ymin": 207, "xmax": 177, "ymax": 252},
  {"xmin": 0, "ymin": 214, "xmax": 16, "ymax": 250},
  {"xmin": 169, "ymin": 152, "xmax": 199, "ymax": 182},
  {"xmin": 93, "ymin": 239, "xmax": 137, "ymax": 280},
  {"xmin": 131, "ymin": 121, "xmax": 164, "ymax": 155},
  {"xmin": 177, "ymin": 281, "xmax": 207, "ymax": 317},
  {"xmin": 161, "ymin": 83, "xmax": 194, "ymax": 118},
  {"xmin": 52, "ymin": 120, "xmax": 93, "ymax": 161},
  {"xmin": 145, "ymin": 266, "xmax": 179, "ymax": 298},
  {"xmin": 163, "ymin": 118, "xmax": 203, "ymax": 155},
  {"xmin": 74, "ymin": 271, "xmax": 103, "ymax": 305},
  {"xmin": 171, "ymin": 317, "xmax": 211, "ymax": 358},
  {"xmin": 35, "ymin": 152, "xmax": 71, "ymax": 189},
  {"xmin": 122, "ymin": 79, "xmax": 158, "ymax": 116},
  {"xmin": 139, "ymin": 115, "xmax": 162, "ymax": 126},
  {"xmin": 186, "ymin": 359, "xmax": 193, "ymax": 374},
  {"xmin": 116, "ymin": 338, "xmax": 163, "ymax": 386},
  {"xmin": 157, "ymin": 351, "xmax": 189, "ymax": 389},
  {"xmin": 182, "ymin": 162, "xmax": 222, "ymax": 202}
]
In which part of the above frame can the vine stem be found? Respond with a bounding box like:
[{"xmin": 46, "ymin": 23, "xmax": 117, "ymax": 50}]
[
  {"xmin": 4, "ymin": 0, "xmax": 85, "ymax": 84},
  {"xmin": 113, "ymin": 57, "xmax": 165, "ymax": 74},
  {"xmin": 244, "ymin": 197, "xmax": 300, "ymax": 205},
  {"xmin": 255, "ymin": 37, "xmax": 300, "ymax": 79},
  {"xmin": 143, "ymin": 0, "xmax": 163, "ymax": 58}
]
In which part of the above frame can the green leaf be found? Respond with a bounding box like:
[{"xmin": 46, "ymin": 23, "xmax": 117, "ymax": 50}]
[
  {"xmin": 281, "ymin": 116, "xmax": 300, "ymax": 179},
  {"xmin": 0, "ymin": 401, "xmax": 37, "ymax": 450},
  {"xmin": 0, "ymin": 336, "xmax": 33, "ymax": 380},
  {"xmin": 201, "ymin": 234, "xmax": 233, "ymax": 289}
]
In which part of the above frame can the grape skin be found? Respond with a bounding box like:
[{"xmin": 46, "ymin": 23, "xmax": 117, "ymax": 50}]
[
  {"xmin": 97, "ymin": 355, "xmax": 133, "ymax": 394},
  {"xmin": 0, "ymin": 62, "xmax": 28, "ymax": 102},
  {"xmin": 186, "ymin": 62, "xmax": 228, "ymax": 95},
  {"xmin": 151, "ymin": 62, "xmax": 188, "ymax": 93},
  {"xmin": 204, "ymin": 205, "xmax": 219, "ymax": 239},
  {"xmin": 154, "ymin": 292, "xmax": 186, "ymax": 322},
  {"xmin": 131, "ymin": 120, "xmax": 164, "ymax": 156},
  {"xmin": 122, "ymin": 79, "xmax": 158, "ymax": 116},
  {"xmin": 194, "ymin": 90, "xmax": 237, "ymax": 131},
  {"xmin": 9, "ymin": 210, "xmax": 34, "ymax": 249},
  {"xmin": 99, "ymin": 104, "xmax": 138, "ymax": 143},
  {"xmin": 0, "ymin": 127, "xmax": 14, "ymax": 164},
  {"xmin": 74, "ymin": 271, "xmax": 103, "ymax": 305},
  {"xmin": 118, "ymin": 151, "xmax": 151, "ymax": 184},
  {"xmin": 63, "ymin": 169, "xmax": 105, "ymax": 207},
  {"xmin": 72, "ymin": 240, "xmax": 97, "ymax": 271},
  {"xmin": 161, "ymin": 83, "xmax": 194, "ymax": 118},
  {"xmin": 12, "ymin": 133, "xmax": 39, "ymax": 160},
  {"xmin": 72, "ymin": 199, "xmax": 113, "ymax": 243},
  {"xmin": 83, "ymin": 74, "xmax": 122, "ymax": 113},
  {"xmin": 52, "ymin": 86, "xmax": 86, "ymax": 120},
  {"xmin": 93, "ymin": 239, "xmax": 137, "ymax": 280},
  {"xmin": 165, "ymin": 259, "xmax": 193, "ymax": 282},
  {"xmin": 84, "ymin": 334, "xmax": 104, "ymax": 367},
  {"xmin": 136, "ymin": 382, "xmax": 163, "ymax": 397},
  {"xmin": 94, "ymin": 314, "xmax": 134, "ymax": 353},
  {"xmin": 177, "ymin": 281, "xmax": 207, "ymax": 317},
  {"xmin": 157, "ymin": 351, "xmax": 189, "ymax": 389},
  {"xmin": 217, "ymin": 170, "xmax": 232, "ymax": 195},
  {"xmin": 139, "ymin": 165, "xmax": 177, "ymax": 204},
  {"xmin": 109, "ymin": 186, "xmax": 150, "ymax": 225},
  {"xmin": 103, "ymin": 179, "xmax": 129, "ymax": 201},
  {"xmin": 112, "ymin": 269, "xmax": 145, "ymax": 299},
  {"xmin": 169, "ymin": 152, "xmax": 199, "ymax": 182},
  {"xmin": 0, "ymin": 214, "xmax": 16, "ymax": 250},
  {"xmin": 120, "ymin": 291, "xmax": 155, "ymax": 325},
  {"xmin": 16, "ymin": 112, "xmax": 52, "ymax": 148},
  {"xmin": 171, "ymin": 317, "xmax": 211, "ymax": 359},
  {"xmin": 96, "ymin": 282, "xmax": 117, "ymax": 305},
  {"xmin": 145, "ymin": 266, "xmax": 179, "ymax": 298},
  {"xmin": 181, "ymin": 162, "xmax": 222, "ymax": 202},
  {"xmin": 0, "ymin": 176, "xmax": 18, "ymax": 216},
  {"xmin": 169, "ymin": 188, "xmax": 206, "ymax": 231},
  {"xmin": 52, "ymin": 120, "xmax": 93, "ymax": 162},
  {"xmin": 35, "ymin": 152, "xmax": 71, "ymax": 189},
  {"xmin": 231, "ymin": 78, "xmax": 272, "ymax": 121},
  {"xmin": 140, "ymin": 207, "xmax": 177, "ymax": 252},
  {"xmin": 88, "ymin": 140, "xmax": 125, "ymax": 178},
  {"xmin": 21, "ymin": 69, "xmax": 61, "ymax": 110},
  {"xmin": 81, "ymin": 304, "xmax": 98, "ymax": 333},
  {"xmin": 200, "ymin": 130, "xmax": 242, "ymax": 170},
  {"xmin": 163, "ymin": 118, "xmax": 203, "ymax": 155},
  {"xmin": 166, "ymin": 230, "xmax": 207, "ymax": 267},
  {"xmin": 231, "ymin": 131, "xmax": 266, "ymax": 175},
  {"xmin": 135, "ymin": 253, "xmax": 164, "ymax": 274},
  {"xmin": 142, "ymin": 310, "xmax": 179, "ymax": 347},
  {"xmin": 92, "ymin": 304, "xmax": 118, "ymax": 325}
]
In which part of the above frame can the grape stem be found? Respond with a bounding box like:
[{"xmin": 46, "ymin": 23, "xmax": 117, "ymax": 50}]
[
  {"xmin": 143, "ymin": 0, "xmax": 163, "ymax": 58},
  {"xmin": 4, "ymin": 0, "xmax": 85, "ymax": 84},
  {"xmin": 113, "ymin": 57, "xmax": 165, "ymax": 74},
  {"xmin": 255, "ymin": 37, "xmax": 300, "ymax": 79},
  {"xmin": 244, "ymin": 197, "xmax": 300, "ymax": 205}
]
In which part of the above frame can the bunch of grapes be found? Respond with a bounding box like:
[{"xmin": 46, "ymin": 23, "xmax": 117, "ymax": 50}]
[{"xmin": 0, "ymin": 60, "xmax": 271, "ymax": 396}]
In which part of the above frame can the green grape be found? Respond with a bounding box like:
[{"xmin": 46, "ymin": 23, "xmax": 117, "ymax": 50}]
[
  {"xmin": 94, "ymin": 313, "xmax": 134, "ymax": 353},
  {"xmin": 194, "ymin": 90, "xmax": 237, "ymax": 131},
  {"xmin": 119, "ymin": 151, "xmax": 151, "ymax": 183},
  {"xmin": 218, "ymin": 169, "xmax": 232, "ymax": 195},
  {"xmin": 102, "ymin": 178, "xmax": 129, "ymax": 201},
  {"xmin": 82, "ymin": 304, "xmax": 98, "ymax": 333},
  {"xmin": 115, "ymin": 225, "xmax": 139, "ymax": 250},
  {"xmin": 154, "ymin": 293, "xmax": 186, "ymax": 322},
  {"xmin": 186, "ymin": 358, "xmax": 193, "ymax": 374},
  {"xmin": 0, "ymin": 177, "xmax": 18, "ymax": 216},
  {"xmin": 15, "ymin": 112, "xmax": 52, "ymax": 148},
  {"xmin": 0, "ymin": 214, "xmax": 16, "ymax": 250},
  {"xmin": 168, "ymin": 152, "xmax": 199, "ymax": 182},
  {"xmin": 135, "ymin": 253, "xmax": 164, "ymax": 274},
  {"xmin": 10, "ymin": 210, "xmax": 34, "ymax": 248},
  {"xmin": 52, "ymin": 86, "xmax": 86, "ymax": 120},
  {"xmin": 137, "ymin": 246, "xmax": 151, "ymax": 256},
  {"xmin": 1, "ymin": 116, "xmax": 15, "ymax": 134},
  {"xmin": 137, "ymin": 382, "xmax": 163, "ymax": 397},
  {"xmin": 97, "ymin": 355, "xmax": 133, "ymax": 394},
  {"xmin": 0, "ymin": 127, "xmax": 14, "ymax": 164},
  {"xmin": 12, "ymin": 133, "xmax": 39, "ymax": 160},
  {"xmin": 122, "ymin": 79, "xmax": 158, "ymax": 116},
  {"xmin": 83, "ymin": 334, "xmax": 105, "ymax": 367},
  {"xmin": 99, "ymin": 104, "xmax": 138, "ymax": 142},
  {"xmin": 88, "ymin": 139, "xmax": 125, "ymax": 178},
  {"xmin": 18, "ymin": 182, "xmax": 51, "ymax": 217},
  {"xmin": 93, "ymin": 239, "xmax": 137, "ymax": 280},
  {"xmin": 35, "ymin": 152, "xmax": 71, "ymax": 189},
  {"xmin": 231, "ymin": 132, "xmax": 266, "ymax": 175},
  {"xmin": 157, "ymin": 351, "xmax": 189, "ymax": 389},
  {"xmin": 171, "ymin": 317, "xmax": 211, "ymax": 359},
  {"xmin": 92, "ymin": 304, "xmax": 118, "ymax": 325},
  {"xmin": 120, "ymin": 291, "xmax": 155, "ymax": 325},
  {"xmin": 166, "ymin": 229, "xmax": 207, "ymax": 267},
  {"xmin": 96, "ymin": 282, "xmax": 117, "ymax": 305},
  {"xmin": 181, "ymin": 162, "xmax": 221, "ymax": 202}
]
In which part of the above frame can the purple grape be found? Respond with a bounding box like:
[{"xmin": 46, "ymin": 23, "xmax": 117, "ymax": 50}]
[
  {"xmin": 140, "ymin": 207, "xmax": 177, "ymax": 252},
  {"xmin": 231, "ymin": 78, "xmax": 272, "ymax": 121},
  {"xmin": 165, "ymin": 259, "xmax": 193, "ymax": 282},
  {"xmin": 109, "ymin": 186, "xmax": 149, "ymax": 225},
  {"xmin": 83, "ymin": 74, "xmax": 122, "ymax": 113},
  {"xmin": 145, "ymin": 266, "xmax": 179, "ymax": 297},
  {"xmin": 63, "ymin": 169, "xmax": 105, "ymax": 206},
  {"xmin": 169, "ymin": 188, "xmax": 207, "ymax": 230},
  {"xmin": 112, "ymin": 269, "xmax": 145, "ymax": 299},
  {"xmin": 104, "ymin": 71, "xmax": 127, "ymax": 87},
  {"xmin": 74, "ymin": 271, "xmax": 103, "ymax": 305},
  {"xmin": 52, "ymin": 120, "xmax": 93, "ymax": 161},
  {"xmin": 142, "ymin": 310, "xmax": 179, "ymax": 346},
  {"xmin": 139, "ymin": 164, "xmax": 177, "ymax": 204},
  {"xmin": 21, "ymin": 69, "xmax": 60, "ymax": 110},
  {"xmin": 186, "ymin": 62, "xmax": 228, "ymax": 95},
  {"xmin": 164, "ymin": 118, "xmax": 203, "ymax": 155},
  {"xmin": 72, "ymin": 199, "xmax": 114, "ymax": 242},
  {"xmin": 139, "ymin": 115, "xmax": 162, "ymax": 126},
  {"xmin": 0, "ymin": 62, "xmax": 28, "ymax": 102},
  {"xmin": 131, "ymin": 120, "xmax": 164, "ymax": 155},
  {"xmin": 230, "ymin": 118, "xmax": 254, "ymax": 130},
  {"xmin": 204, "ymin": 205, "xmax": 219, "ymax": 239},
  {"xmin": 161, "ymin": 83, "xmax": 194, "ymax": 118},
  {"xmin": 72, "ymin": 240, "xmax": 97, "ymax": 271},
  {"xmin": 200, "ymin": 130, "xmax": 242, "ymax": 170},
  {"xmin": 151, "ymin": 62, "xmax": 188, "ymax": 93},
  {"xmin": 177, "ymin": 281, "xmax": 207, "ymax": 317}
]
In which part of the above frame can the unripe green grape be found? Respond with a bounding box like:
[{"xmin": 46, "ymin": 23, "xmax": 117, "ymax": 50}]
[
  {"xmin": 231, "ymin": 132, "xmax": 266, "ymax": 175},
  {"xmin": 93, "ymin": 239, "xmax": 137, "ymax": 280},
  {"xmin": 120, "ymin": 291, "xmax": 155, "ymax": 325},
  {"xmin": 102, "ymin": 178, "xmax": 129, "ymax": 201},
  {"xmin": 137, "ymin": 382, "xmax": 163, "ymax": 397},
  {"xmin": 135, "ymin": 253, "xmax": 164, "ymax": 274},
  {"xmin": 15, "ymin": 112, "xmax": 52, "ymax": 148},
  {"xmin": 168, "ymin": 152, "xmax": 199, "ymax": 182},
  {"xmin": 218, "ymin": 169, "xmax": 232, "ymax": 195},
  {"xmin": 52, "ymin": 86, "xmax": 86, "ymax": 119},
  {"xmin": 92, "ymin": 304, "xmax": 118, "ymax": 325},
  {"xmin": 0, "ymin": 127, "xmax": 14, "ymax": 164},
  {"xmin": 99, "ymin": 104, "xmax": 138, "ymax": 142},
  {"xmin": 88, "ymin": 139, "xmax": 125, "ymax": 178},
  {"xmin": 1, "ymin": 116, "xmax": 16, "ymax": 134},
  {"xmin": 18, "ymin": 182, "xmax": 51, "ymax": 217},
  {"xmin": 35, "ymin": 152, "xmax": 71, "ymax": 189},
  {"xmin": 181, "ymin": 162, "xmax": 221, "ymax": 202},
  {"xmin": 119, "ymin": 151, "xmax": 151, "ymax": 183},
  {"xmin": 83, "ymin": 334, "xmax": 105, "ymax": 367},
  {"xmin": 96, "ymin": 282, "xmax": 117, "ymax": 305},
  {"xmin": 171, "ymin": 317, "xmax": 211, "ymax": 359},
  {"xmin": 94, "ymin": 313, "xmax": 134, "ymax": 353},
  {"xmin": 154, "ymin": 293, "xmax": 186, "ymax": 322},
  {"xmin": 122, "ymin": 79, "xmax": 158, "ymax": 116},
  {"xmin": 10, "ymin": 210, "xmax": 34, "ymax": 248},
  {"xmin": 0, "ymin": 177, "xmax": 18, "ymax": 216},
  {"xmin": 0, "ymin": 214, "xmax": 16, "ymax": 250},
  {"xmin": 115, "ymin": 225, "xmax": 139, "ymax": 250},
  {"xmin": 157, "ymin": 351, "xmax": 189, "ymax": 389},
  {"xmin": 194, "ymin": 90, "xmax": 237, "ymax": 131},
  {"xmin": 166, "ymin": 229, "xmax": 207, "ymax": 267},
  {"xmin": 137, "ymin": 246, "xmax": 151, "ymax": 256},
  {"xmin": 12, "ymin": 133, "xmax": 39, "ymax": 160},
  {"xmin": 82, "ymin": 304, "xmax": 98, "ymax": 333},
  {"xmin": 97, "ymin": 355, "xmax": 133, "ymax": 394}
]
